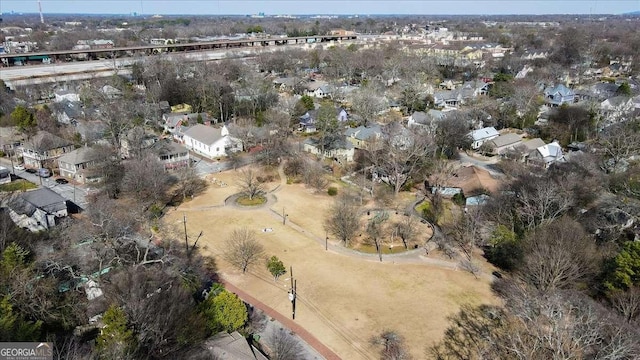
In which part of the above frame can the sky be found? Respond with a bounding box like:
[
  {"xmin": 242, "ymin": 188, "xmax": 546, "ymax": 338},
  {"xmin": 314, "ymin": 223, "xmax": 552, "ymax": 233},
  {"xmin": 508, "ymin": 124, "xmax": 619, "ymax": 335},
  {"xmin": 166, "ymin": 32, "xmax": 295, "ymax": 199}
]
[{"xmin": 1, "ymin": 0, "xmax": 638, "ymax": 16}]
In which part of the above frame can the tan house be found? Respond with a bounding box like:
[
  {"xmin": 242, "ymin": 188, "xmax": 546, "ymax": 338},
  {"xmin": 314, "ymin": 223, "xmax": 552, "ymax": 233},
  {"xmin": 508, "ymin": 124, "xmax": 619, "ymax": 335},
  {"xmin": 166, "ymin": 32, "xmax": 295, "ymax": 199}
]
[
  {"xmin": 487, "ymin": 133, "xmax": 522, "ymax": 154},
  {"xmin": 20, "ymin": 131, "xmax": 74, "ymax": 169},
  {"xmin": 57, "ymin": 146, "xmax": 102, "ymax": 184}
]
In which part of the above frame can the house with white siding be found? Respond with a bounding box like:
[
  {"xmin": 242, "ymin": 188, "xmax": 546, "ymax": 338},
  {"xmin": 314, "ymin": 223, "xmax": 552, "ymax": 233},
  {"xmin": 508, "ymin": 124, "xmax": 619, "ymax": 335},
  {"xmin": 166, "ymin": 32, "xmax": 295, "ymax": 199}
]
[{"xmin": 182, "ymin": 124, "xmax": 242, "ymax": 159}]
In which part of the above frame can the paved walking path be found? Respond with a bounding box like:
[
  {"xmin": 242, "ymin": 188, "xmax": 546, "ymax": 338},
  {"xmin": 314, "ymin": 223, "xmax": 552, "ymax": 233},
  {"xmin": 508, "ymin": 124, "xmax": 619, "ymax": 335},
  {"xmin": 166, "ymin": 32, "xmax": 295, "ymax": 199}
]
[{"xmin": 220, "ymin": 279, "xmax": 341, "ymax": 360}]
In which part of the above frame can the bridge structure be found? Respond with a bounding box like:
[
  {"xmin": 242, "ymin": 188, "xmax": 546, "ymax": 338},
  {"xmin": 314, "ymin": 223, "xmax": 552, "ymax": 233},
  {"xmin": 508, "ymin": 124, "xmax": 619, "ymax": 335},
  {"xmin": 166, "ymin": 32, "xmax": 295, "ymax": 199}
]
[{"xmin": 0, "ymin": 35, "xmax": 357, "ymax": 66}]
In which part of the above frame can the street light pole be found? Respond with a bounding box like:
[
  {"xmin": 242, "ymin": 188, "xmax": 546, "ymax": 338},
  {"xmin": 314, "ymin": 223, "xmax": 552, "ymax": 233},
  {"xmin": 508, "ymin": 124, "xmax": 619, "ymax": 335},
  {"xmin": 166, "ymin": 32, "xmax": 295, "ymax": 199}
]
[{"xmin": 282, "ymin": 207, "xmax": 287, "ymax": 225}]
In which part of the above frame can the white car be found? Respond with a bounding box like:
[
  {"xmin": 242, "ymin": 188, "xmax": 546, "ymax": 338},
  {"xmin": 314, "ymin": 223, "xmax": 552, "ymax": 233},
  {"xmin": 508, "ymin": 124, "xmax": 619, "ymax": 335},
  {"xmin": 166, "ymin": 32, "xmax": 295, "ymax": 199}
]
[{"xmin": 14, "ymin": 164, "xmax": 25, "ymax": 171}]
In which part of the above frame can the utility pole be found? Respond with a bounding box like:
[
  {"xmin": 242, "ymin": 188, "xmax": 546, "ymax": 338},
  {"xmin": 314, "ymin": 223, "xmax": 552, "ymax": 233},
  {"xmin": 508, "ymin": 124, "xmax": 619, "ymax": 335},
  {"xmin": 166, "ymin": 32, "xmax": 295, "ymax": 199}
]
[
  {"xmin": 288, "ymin": 266, "xmax": 296, "ymax": 319},
  {"xmin": 183, "ymin": 214, "xmax": 189, "ymax": 254},
  {"xmin": 282, "ymin": 207, "xmax": 287, "ymax": 225},
  {"xmin": 325, "ymin": 230, "xmax": 328, "ymax": 251}
]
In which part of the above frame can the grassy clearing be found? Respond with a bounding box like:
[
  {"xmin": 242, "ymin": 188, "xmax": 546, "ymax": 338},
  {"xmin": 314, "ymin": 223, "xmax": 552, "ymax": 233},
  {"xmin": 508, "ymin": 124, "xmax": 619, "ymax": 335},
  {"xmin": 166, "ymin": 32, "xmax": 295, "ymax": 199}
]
[
  {"xmin": 0, "ymin": 180, "xmax": 37, "ymax": 192},
  {"xmin": 236, "ymin": 195, "xmax": 267, "ymax": 206}
]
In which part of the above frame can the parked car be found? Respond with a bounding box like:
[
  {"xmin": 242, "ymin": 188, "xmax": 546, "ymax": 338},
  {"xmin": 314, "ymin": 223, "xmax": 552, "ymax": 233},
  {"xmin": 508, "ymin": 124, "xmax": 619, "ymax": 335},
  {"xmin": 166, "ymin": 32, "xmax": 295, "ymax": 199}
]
[
  {"xmin": 38, "ymin": 168, "xmax": 51, "ymax": 178},
  {"xmin": 25, "ymin": 168, "xmax": 37, "ymax": 174},
  {"xmin": 55, "ymin": 178, "xmax": 69, "ymax": 184},
  {"xmin": 14, "ymin": 164, "xmax": 25, "ymax": 171}
]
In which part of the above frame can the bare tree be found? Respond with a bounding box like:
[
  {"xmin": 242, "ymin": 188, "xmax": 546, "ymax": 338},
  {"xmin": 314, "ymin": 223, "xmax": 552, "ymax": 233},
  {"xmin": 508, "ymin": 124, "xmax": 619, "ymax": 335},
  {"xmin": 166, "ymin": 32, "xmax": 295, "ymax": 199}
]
[
  {"xmin": 432, "ymin": 283, "xmax": 640, "ymax": 360},
  {"xmin": 324, "ymin": 196, "xmax": 360, "ymax": 247},
  {"xmin": 513, "ymin": 175, "xmax": 574, "ymax": 231},
  {"xmin": 610, "ymin": 286, "xmax": 640, "ymax": 324},
  {"xmin": 101, "ymin": 99, "xmax": 135, "ymax": 154},
  {"xmin": 173, "ymin": 165, "xmax": 207, "ymax": 201},
  {"xmin": 434, "ymin": 112, "xmax": 472, "ymax": 159},
  {"xmin": 443, "ymin": 209, "xmax": 484, "ymax": 261},
  {"xmin": 369, "ymin": 123, "xmax": 435, "ymax": 195},
  {"xmin": 394, "ymin": 216, "xmax": 418, "ymax": 250},
  {"xmin": 224, "ymin": 228, "xmax": 265, "ymax": 273},
  {"xmin": 351, "ymin": 86, "xmax": 385, "ymax": 126},
  {"xmin": 370, "ymin": 330, "xmax": 412, "ymax": 360},
  {"xmin": 366, "ymin": 212, "xmax": 388, "ymax": 262},
  {"xmin": 266, "ymin": 328, "xmax": 305, "ymax": 360},
  {"xmin": 121, "ymin": 153, "xmax": 173, "ymax": 204},
  {"xmin": 599, "ymin": 121, "xmax": 640, "ymax": 174},
  {"xmin": 106, "ymin": 268, "xmax": 207, "ymax": 358},
  {"xmin": 520, "ymin": 217, "xmax": 598, "ymax": 292},
  {"xmin": 236, "ymin": 169, "xmax": 265, "ymax": 201},
  {"xmin": 302, "ymin": 160, "xmax": 329, "ymax": 192}
]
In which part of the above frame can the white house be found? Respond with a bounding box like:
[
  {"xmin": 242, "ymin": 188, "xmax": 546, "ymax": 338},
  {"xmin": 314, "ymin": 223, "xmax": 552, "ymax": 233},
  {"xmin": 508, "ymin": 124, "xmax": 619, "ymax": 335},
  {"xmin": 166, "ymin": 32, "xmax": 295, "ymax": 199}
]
[
  {"xmin": 469, "ymin": 127, "xmax": 499, "ymax": 149},
  {"xmin": 4, "ymin": 188, "xmax": 68, "ymax": 232},
  {"xmin": 182, "ymin": 124, "xmax": 242, "ymax": 159},
  {"xmin": 529, "ymin": 141, "xmax": 565, "ymax": 168}
]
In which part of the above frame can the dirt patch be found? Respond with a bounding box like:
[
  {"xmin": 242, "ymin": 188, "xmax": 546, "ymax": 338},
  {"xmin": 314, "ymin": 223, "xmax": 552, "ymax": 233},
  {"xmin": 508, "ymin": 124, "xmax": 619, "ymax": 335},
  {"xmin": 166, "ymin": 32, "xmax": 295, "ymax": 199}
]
[{"xmin": 165, "ymin": 170, "xmax": 498, "ymax": 359}]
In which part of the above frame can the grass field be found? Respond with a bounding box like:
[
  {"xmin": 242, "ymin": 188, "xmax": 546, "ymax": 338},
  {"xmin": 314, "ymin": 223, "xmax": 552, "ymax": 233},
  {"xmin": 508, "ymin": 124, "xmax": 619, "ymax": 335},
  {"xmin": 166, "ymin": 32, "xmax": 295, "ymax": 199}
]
[
  {"xmin": 0, "ymin": 179, "xmax": 37, "ymax": 192},
  {"xmin": 165, "ymin": 167, "xmax": 497, "ymax": 359}
]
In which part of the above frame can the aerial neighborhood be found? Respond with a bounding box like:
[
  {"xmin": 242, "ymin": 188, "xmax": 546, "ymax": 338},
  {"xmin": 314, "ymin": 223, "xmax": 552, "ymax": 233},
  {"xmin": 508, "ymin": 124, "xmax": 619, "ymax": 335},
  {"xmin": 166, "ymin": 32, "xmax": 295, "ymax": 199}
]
[{"xmin": 1, "ymin": 7, "xmax": 640, "ymax": 360}]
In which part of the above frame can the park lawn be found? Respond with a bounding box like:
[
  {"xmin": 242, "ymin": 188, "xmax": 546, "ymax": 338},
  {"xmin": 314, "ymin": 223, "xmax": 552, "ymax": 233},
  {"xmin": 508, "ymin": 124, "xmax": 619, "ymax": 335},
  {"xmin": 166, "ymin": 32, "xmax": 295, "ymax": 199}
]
[
  {"xmin": 164, "ymin": 168, "xmax": 498, "ymax": 360},
  {"xmin": 0, "ymin": 180, "xmax": 38, "ymax": 192},
  {"xmin": 236, "ymin": 196, "xmax": 267, "ymax": 206}
]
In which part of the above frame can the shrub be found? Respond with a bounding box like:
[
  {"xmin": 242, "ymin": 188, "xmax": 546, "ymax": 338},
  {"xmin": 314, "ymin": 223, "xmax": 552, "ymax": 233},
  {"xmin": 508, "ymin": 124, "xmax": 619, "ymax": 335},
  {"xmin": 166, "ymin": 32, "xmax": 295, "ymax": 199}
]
[
  {"xmin": 452, "ymin": 193, "xmax": 466, "ymax": 207},
  {"xmin": 327, "ymin": 187, "xmax": 338, "ymax": 196}
]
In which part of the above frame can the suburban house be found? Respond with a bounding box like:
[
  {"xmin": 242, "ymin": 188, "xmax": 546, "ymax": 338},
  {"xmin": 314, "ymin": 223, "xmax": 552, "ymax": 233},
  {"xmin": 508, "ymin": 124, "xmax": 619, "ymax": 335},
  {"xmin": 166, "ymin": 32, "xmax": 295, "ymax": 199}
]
[
  {"xmin": 529, "ymin": 141, "xmax": 565, "ymax": 168},
  {"xmin": 543, "ymin": 84, "xmax": 576, "ymax": 106},
  {"xmin": 305, "ymin": 81, "xmax": 332, "ymax": 98},
  {"xmin": 507, "ymin": 138, "xmax": 546, "ymax": 161},
  {"xmin": 53, "ymin": 100, "xmax": 84, "ymax": 125},
  {"xmin": 428, "ymin": 165, "xmax": 500, "ymax": 197},
  {"xmin": 4, "ymin": 188, "xmax": 68, "ymax": 232},
  {"xmin": 299, "ymin": 107, "xmax": 348, "ymax": 133},
  {"xmin": 163, "ymin": 112, "xmax": 215, "ymax": 134},
  {"xmin": 20, "ymin": 131, "xmax": 75, "ymax": 168},
  {"xmin": 469, "ymin": 127, "xmax": 499, "ymax": 149},
  {"xmin": 120, "ymin": 129, "xmax": 159, "ymax": 159},
  {"xmin": 303, "ymin": 137, "xmax": 354, "ymax": 163},
  {"xmin": 599, "ymin": 96, "xmax": 634, "ymax": 127},
  {"xmin": 57, "ymin": 146, "xmax": 102, "ymax": 183},
  {"xmin": 407, "ymin": 109, "xmax": 447, "ymax": 132},
  {"xmin": 182, "ymin": 124, "xmax": 242, "ymax": 159},
  {"xmin": 272, "ymin": 77, "xmax": 298, "ymax": 92},
  {"xmin": 153, "ymin": 140, "xmax": 190, "ymax": 170},
  {"xmin": 433, "ymin": 89, "xmax": 463, "ymax": 108},
  {"xmin": 487, "ymin": 133, "xmax": 522, "ymax": 154},
  {"xmin": 344, "ymin": 124, "xmax": 382, "ymax": 150}
]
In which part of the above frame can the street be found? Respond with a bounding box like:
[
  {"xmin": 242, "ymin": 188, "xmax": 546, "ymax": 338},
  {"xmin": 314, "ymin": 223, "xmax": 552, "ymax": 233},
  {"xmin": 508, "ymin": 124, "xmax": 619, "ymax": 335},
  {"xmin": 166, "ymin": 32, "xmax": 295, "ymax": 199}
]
[{"xmin": 0, "ymin": 159, "xmax": 89, "ymax": 209}]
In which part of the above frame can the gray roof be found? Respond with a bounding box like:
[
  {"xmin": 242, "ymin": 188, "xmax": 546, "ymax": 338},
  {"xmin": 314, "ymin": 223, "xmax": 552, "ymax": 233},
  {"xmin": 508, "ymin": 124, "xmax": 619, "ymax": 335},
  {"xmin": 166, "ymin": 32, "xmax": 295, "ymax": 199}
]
[
  {"xmin": 345, "ymin": 124, "xmax": 381, "ymax": 141},
  {"xmin": 470, "ymin": 127, "xmax": 499, "ymax": 141},
  {"xmin": 57, "ymin": 146, "xmax": 100, "ymax": 165},
  {"xmin": 154, "ymin": 140, "xmax": 188, "ymax": 156},
  {"xmin": 22, "ymin": 131, "xmax": 73, "ymax": 153},
  {"xmin": 489, "ymin": 133, "xmax": 521, "ymax": 148},
  {"xmin": 183, "ymin": 124, "xmax": 225, "ymax": 145},
  {"xmin": 8, "ymin": 188, "xmax": 67, "ymax": 216},
  {"xmin": 519, "ymin": 138, "xmax": 546, "ymax": 152},
  {"xmin": 207, "ymin": 331, "xmax": 265, "ymax": 360}
]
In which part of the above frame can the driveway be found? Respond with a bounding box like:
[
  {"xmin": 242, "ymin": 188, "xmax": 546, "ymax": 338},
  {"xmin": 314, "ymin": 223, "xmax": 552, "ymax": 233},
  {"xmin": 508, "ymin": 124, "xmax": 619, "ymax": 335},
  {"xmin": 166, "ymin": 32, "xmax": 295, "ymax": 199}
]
[{"xmin": 458, "ymin": 151, "xmax": 504, "ymax": 176}]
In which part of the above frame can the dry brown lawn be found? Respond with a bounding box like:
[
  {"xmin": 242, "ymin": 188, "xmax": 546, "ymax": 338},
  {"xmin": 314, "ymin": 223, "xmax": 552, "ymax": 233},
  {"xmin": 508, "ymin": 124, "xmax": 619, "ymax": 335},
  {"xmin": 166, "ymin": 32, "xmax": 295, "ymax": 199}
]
[{"xmin": 164, "ymin": 168, "xmax": 498, "ymax": 359}]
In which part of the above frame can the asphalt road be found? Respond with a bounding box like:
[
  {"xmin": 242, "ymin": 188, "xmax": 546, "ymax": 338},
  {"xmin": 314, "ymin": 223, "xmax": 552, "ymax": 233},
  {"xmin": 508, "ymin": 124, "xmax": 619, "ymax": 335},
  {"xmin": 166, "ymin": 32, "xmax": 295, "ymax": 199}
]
[{"xmin": 0, "ymin": 159, "xmax": 89, "ymax": 209}]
